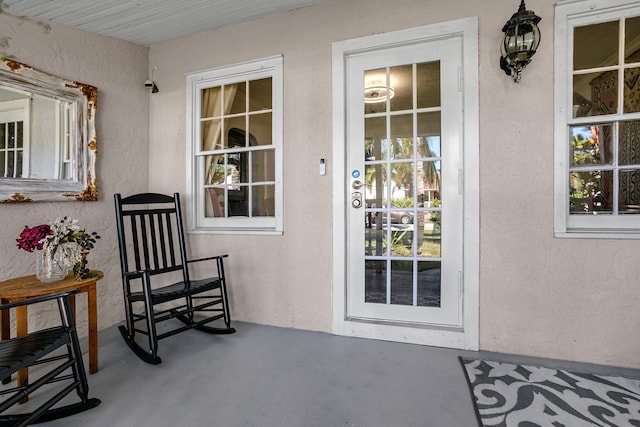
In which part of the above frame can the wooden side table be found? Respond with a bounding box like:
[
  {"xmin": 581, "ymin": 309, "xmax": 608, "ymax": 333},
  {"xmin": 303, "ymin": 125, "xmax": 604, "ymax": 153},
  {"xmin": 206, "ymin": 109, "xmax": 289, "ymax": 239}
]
[{"xmin": 0, "ymin": 271, "xmax": 103, "ymax": 388}]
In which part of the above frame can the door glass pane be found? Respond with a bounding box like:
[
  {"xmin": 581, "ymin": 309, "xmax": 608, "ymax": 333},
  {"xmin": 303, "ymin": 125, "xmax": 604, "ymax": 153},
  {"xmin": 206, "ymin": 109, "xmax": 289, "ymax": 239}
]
[
  {"xmin": 420, "ymin": 211, "xmax": 441, "ymax": 257},
  {"xmin": 417, "ymin": 112, "xmax": 441, "ymax": 153},
  {"xmin": 420, "ymin": 160, "xmax": 441, "ymax": 208},
  {"xmin": 417, "ymin": 61, "xmax": 441, "ymax": 109},
  {"xmin": 418, "ymin": 135, "xmax": 440, "ymax": 159},
  {"xmin": 365, "ymin": 213, "xmax": 384, "ymax": 256},
  {"xmin": 391, "ymin": 260, "xmax": 413, "ymax": 306},
  {"xmin": 356, "ymin": 40, "xmax": 460, "ymax": 324},
  {"xmin": 390, "ymin": 116, "xmax": 413, "ymax": 160},
  {"xmin": 365, "ymin": 117, "xmax": 386, "ymax": 161},
  {"xmin": 390, "ymin": 64, "xmax": 413, "ymax": 112},
  {"xmin": 390, "ymin": 162, "xmax": 413, "ymax": 203},
  {"xmin": 365, "ymin": 260, "xmax": 387, "ymax": 304},
  {"xmin": 365, "ymin": 172, "xmax": 386, "ymax": 248},
  {"xmin": 574, "ymin": 20, "xmax": 619, "ymax": 70},
  {"xmin": 364, "ymin": 68, "xmax": 388, "ymax": 115},
  {"xmin": 386, "ymin": 227, "xmax": 413, "ymax": 257},
  {"xmin": 417, "ymin": 261, "xmax": 441, "ymax": 307}
]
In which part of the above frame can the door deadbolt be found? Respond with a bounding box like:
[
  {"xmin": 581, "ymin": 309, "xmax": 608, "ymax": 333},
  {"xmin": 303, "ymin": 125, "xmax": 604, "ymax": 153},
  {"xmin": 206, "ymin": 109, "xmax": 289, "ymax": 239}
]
[
  {"xmin": 352, "ymin": 180, "xmax": 363, "ymax": 189},
  {"xmin": 352, "ymin": 192, "xmax": 363, "ymax": 208}
]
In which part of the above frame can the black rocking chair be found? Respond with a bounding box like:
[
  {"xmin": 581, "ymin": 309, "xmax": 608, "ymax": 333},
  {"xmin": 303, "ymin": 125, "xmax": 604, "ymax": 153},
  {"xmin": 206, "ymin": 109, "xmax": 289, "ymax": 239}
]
[
  {"xmin": 0, "ymin": 291, "xmax": 100, "ymax": 426},
  {"xmin": 114, "ymin": 192, "xmax": 235, "ymax": 365}
]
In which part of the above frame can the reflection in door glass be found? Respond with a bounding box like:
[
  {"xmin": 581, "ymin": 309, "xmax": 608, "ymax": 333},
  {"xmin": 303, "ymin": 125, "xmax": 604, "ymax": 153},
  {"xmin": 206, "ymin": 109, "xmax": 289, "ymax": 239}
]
[
  {"xmin": 390, "ymin": 64, "xmax": 413, "ymax": 111},
  {"xmin": 417, "ymin": 261, "xmax": 441, "ymax": 307},
  {"xmin": 365, "ymin": 117, "xmax": 386, "ymax": 161},
  {"xmin": 390, "ymin": 115, "xmax": 413, "ymax": 160},
  {"xmin": 365, "ymin": 260, "xmax": 387, "ymax": 304},
  {"xmin": 391, "ymin": 260, "xmax": 414, "ymax": 306},
  {"xmin": 362, "ymin": 59, "xmax": 443, "ymax": 309}
]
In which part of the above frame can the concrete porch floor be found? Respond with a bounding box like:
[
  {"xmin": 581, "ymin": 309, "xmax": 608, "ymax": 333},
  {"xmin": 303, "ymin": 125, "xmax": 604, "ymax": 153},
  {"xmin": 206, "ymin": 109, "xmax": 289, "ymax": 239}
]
[{"xmin": 15, "ymin": 321, "xmax": 640, "ymax": 427}]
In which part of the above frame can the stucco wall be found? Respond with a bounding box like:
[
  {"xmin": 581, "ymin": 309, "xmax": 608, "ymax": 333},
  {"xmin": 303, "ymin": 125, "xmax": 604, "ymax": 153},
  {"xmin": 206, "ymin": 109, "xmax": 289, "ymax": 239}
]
[
  {"xmin": 0, "ymin": 12, "xmax": 149, "ymax": 336},
  {"xmin": 1, "ymin": 0, "xmax": 639, "ymax": 370},
  {"xmin": 148, "ymin": 0, "xmax": 640, "ymax": 369}
]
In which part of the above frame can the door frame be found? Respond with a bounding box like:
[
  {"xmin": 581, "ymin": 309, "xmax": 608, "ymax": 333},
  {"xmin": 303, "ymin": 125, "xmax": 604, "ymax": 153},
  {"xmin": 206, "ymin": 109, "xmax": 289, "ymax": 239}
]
[{"xmin": 331, "ymin": 17, "xmax": 480, "ymax": 350}]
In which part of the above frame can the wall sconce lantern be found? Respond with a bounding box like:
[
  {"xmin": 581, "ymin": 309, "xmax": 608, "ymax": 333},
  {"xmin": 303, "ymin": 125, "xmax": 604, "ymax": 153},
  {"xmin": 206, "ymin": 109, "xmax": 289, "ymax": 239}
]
[{"xmin": 500, "ymin": 0, "xmax": 541, "ymax": 83}]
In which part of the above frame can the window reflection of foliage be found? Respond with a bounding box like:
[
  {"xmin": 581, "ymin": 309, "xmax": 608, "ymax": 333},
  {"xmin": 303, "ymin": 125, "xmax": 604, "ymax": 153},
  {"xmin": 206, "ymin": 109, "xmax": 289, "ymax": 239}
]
[
  {"xmin": 391, "ymin": 197, "xmax": 413, "ymax": 208},
  {"xmin": 384, "ymin": 230, "xmax": 412, "ymax": 257},
  {"xmin": 393, "ymin": 138, "xmax": 413, "ymax": 196},
  {"xmin": 570, "ymin": 171, "xmax": 602, "ymax": 198},
  {"xmin": 569, "ymin": 126, "xmax": 602, "ymax": 202},
  {"xmin": 206, "ymin": 157, "xmax": 229, "ymax": 185},
  {"xmin": 363, "ymin": 136, "xmax": 440, "ymax": 207},
  {"xmin": 572, "ymin": 126, "xmax": 601, "ymax": 165}
]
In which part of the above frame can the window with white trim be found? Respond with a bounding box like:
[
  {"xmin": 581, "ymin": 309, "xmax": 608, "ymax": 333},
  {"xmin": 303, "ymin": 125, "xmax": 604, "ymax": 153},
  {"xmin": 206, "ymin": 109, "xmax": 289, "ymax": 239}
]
[
  {"xmin": 0, "ymin": 99, "xmax": 28, "ymax": 178},
  {"xmin": 555, "ymin": 0, "xmax": 640, "ymax": 237},
  {"xmin": 186, "ymin": 56, "xmax": 283, "ymax": 234}
]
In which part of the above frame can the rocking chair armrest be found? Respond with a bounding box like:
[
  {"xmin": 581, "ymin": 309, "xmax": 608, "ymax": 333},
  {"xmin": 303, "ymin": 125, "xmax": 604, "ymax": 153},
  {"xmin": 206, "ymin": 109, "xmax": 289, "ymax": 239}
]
[
  {"xmin": 0, "ymin": 289, "xmax": 79, "ymax": 311},
  {"xmin": 123, "ymin": 269, "xmax": 151, "ymax": 279},
  {"xmin": 187, "ymin": 254, "xmax": 229, "ymax": 264}
]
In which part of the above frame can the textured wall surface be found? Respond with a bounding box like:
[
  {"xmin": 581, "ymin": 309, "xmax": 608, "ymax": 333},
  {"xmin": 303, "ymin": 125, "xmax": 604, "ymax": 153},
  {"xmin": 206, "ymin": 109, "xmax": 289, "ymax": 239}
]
[
  {"xmin": 148, "ymin": 0, "xmax": 640, "ymax": 369},
  {"xmin": 2, "ymin": 0, "xmax": 639, "ymax": 369},
  {"xmin": 0, "ymin": 12, "xmax": 149, "ymax": 337}
]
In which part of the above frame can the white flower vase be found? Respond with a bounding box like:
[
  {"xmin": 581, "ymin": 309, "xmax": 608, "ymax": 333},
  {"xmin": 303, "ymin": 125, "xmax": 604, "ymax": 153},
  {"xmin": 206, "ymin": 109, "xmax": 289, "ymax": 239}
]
[{"xmin": 36, "ymin": 250, "xmax": 68, "ymax": 283}]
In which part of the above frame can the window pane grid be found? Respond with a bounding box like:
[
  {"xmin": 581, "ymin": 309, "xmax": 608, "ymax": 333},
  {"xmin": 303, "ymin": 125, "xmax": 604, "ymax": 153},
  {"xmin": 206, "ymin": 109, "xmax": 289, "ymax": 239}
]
[
  {"xmin": 568, "ymin": 13, "xmax": 640, "ymax": 218},
  {"xmin": 198, "ymin": 78, "xmax": 274, "ymax": 219},
  {"xmin": 0, "ymin": 121, "xmax": 23, "ymax": 178}
]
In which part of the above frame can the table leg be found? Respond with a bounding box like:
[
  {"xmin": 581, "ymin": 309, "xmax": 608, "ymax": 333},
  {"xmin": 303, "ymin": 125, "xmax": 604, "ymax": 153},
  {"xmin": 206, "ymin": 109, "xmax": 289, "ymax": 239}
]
[
  {"xmin": 70, "ymin": 294, "xmax": 76, "ymax": 320},
  {"xmin": 1, "ymin": 300, "xmax": 9, "ymax": 385},
  {"xmin": 87, "ymin": 284, "xmax": 98, "ymax": 374},
  {"xmin": 1, "ymin": 299, "xmax": 8, "ymax": 341},
  {"xmin": 16, "ymin": 304, "xmax": 28, "ymax": 401}
]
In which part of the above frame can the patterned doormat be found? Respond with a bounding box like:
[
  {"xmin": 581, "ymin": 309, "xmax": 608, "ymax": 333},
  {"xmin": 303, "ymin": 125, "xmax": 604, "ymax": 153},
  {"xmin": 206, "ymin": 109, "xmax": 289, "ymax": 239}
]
[{"xmin": 460, "ymin": 358, "xmax": 640, "ymax": 426}]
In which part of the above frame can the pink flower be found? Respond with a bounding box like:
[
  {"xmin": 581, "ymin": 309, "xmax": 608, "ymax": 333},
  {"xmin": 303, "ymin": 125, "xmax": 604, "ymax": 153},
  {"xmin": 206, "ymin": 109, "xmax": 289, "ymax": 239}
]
[{"xmin": 16, "ymin": 224, "xmax": 52, "ymax": 252}]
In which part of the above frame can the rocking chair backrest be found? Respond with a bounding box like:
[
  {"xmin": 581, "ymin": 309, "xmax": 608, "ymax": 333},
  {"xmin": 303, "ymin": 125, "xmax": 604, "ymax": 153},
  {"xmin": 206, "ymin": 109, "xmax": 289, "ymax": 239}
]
[{"xmin": 114, "ymin": 193, "xmax": 190, "ymax": 284}]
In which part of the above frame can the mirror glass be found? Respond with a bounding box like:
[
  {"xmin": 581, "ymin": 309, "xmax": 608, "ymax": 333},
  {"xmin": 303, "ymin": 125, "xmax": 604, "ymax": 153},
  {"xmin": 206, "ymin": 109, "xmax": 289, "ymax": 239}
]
[{"xmin": 0, "ymin": 57, "xmax": 98, "ymax": 202}]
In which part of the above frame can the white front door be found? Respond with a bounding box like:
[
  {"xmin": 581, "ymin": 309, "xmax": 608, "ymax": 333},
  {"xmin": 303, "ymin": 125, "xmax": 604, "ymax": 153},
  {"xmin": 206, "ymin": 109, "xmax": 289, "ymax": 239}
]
[
  {"xmin": 347, "ymin": 37, "xmax": 463, "ymax": 327},
  {"xmin": 333, "ymin": 19, "xmax": 479, "ymax": 349}
]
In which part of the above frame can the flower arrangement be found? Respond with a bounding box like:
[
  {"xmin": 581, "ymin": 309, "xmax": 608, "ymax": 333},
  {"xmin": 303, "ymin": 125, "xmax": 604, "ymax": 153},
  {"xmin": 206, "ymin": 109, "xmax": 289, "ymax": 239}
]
[
  {"xmin": 17, "ymin": 217, "xmax": 100, "ymax": 280},
  {"xmin": 15, "ymin": 224, "xmax": 52, "ymax": 252}
]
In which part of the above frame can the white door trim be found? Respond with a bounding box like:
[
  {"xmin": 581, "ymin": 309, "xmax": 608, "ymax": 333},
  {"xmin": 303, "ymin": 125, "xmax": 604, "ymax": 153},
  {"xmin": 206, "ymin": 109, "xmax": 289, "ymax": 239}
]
[{"xmin": 331, "ymin": 17, "xmax": 480, "ymax": 350}]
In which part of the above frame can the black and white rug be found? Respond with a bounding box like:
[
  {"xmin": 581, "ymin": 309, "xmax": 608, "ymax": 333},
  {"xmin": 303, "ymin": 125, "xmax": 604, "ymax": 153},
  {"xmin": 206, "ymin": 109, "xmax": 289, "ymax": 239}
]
[{"xmin": 461, "ymin": 358, "xmax": 640, "ymax": 426}]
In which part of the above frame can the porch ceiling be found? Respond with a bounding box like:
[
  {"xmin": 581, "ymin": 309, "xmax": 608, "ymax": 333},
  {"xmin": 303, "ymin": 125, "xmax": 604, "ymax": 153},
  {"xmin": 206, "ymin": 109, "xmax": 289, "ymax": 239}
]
[{"xmin": 0, "ymin": 0, "xmax": 333, "ymax": 46}]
